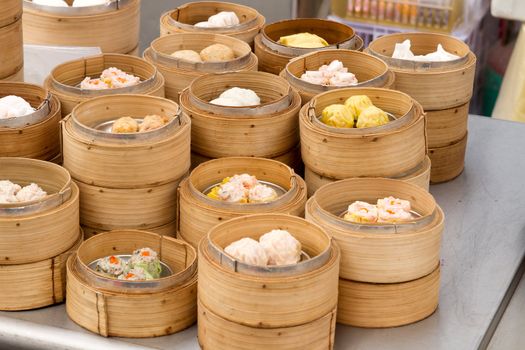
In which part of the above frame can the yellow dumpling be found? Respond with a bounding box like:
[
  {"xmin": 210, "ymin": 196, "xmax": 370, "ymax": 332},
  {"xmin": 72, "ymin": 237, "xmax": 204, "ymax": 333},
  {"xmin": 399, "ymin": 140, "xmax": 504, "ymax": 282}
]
[
  {"xmin": 356, "ymin": 106, "xmax": 389, "ymax": 128},
  {"xmin": 321, "ymin": 104, "xmax": 354, "ymax": 128},
  {"xmin": 344, "ymin": 95, "xmax": 373, "ymax": 117},
  {"xmin": 278, "ymin": 33, "xmax": 329, "ymax": 48}
]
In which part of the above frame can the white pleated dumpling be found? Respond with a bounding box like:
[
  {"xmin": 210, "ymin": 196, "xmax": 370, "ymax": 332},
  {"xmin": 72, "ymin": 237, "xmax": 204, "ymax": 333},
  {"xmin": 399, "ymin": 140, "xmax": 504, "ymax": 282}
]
[
  {"xmin": 259, "ymin": 230, "xmax": 301, "ymax": 266},
  {"xmin": 224, "ymin": 238, "xmax": 268, "ymax": 266}
]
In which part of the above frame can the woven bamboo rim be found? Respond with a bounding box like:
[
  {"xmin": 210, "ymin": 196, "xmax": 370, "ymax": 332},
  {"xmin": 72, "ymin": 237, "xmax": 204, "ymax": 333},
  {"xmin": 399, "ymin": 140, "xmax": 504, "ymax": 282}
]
[
  {"xmin": 429, "ymin": 132, "xmax": 468, "ymax": 183},
  {"xmin": 0, "ymin": 0, "xmax": 22, "ymax": 28},
  {"xmin": 159, "ymin": 1, "xmax": 265, "ymax": 45},
  {"xmin": 0, "ymin": 83, "xmax": 62, "ymax": 160},
  {"xmin": 23, "ymin": 0, "xmax": 140, "ymax": 54},
  {"xmin": 0, "ymin": 19, "xmax": 23, "ymax": 80},
  {"xmin": 76, "ymin": 177, "xmax": 182, "ymax": 231},
  {"xmin": 62, "ymin": 94, "xmax": 190, "ymax": 188},
  {"xmin": 66, "ymin": 230, "xmax": 197, "ymax": 338},
  {"xmin": 300, "ymin": 87, "xmax": 427, "ymax": 179},
  {"xmin": 337, "ymin": 265, "xmax": 440, "ymax": 327},
  {"xmin": 304, "ymin": 155, "xmax": 431, "ymax": 197},
  {"xmin": 0, "ymin": 228, "xmax": 83, "ymax": 311},
  {"xmin": 305, "ymin": 178, "xmax": 443, "ymax": 283},
  {"xmin": 427, "ymin": 102, "xmax": 469, "ymax": 148},
  {"xmin": 367, "ymin": 33, "xmax": 476, "ymax": 110},
  {"xmin": 82, "ymin": 221, "xmax": 176, "ymax": 240},
  {"xmin": 178, "ymin": 157, "xmax": 307, "ymax": 248},
  {"xmin": 44, "ymin": 54, "xmax": 165, "ymax": 116},
  {"xmin": 144, "ymin": 33, "xmax": 258, "ymax": 102},
  {"xmin": 282, "ymin": 49, "xmax": 395, "ymax": 104},
  {"xmin": 199, "ymin": 213, "xmax": 339, "ymax": 328},
  {"xmin": 198, "ymin": 300, "xmax": 337, "ymax": 350},
  {"xmin": 180, "ymin": 71, "xmax": 301, "ymax": 158}
]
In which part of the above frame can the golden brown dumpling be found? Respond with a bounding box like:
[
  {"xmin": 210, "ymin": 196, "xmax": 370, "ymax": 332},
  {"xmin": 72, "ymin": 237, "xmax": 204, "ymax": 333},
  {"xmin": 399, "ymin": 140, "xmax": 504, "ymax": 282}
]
[
  {"xmin": 170, "ymin": 50, "xmax": 203, "ymax": 63},
  {"xmin": 200, "ymin": 44, "xmax": 235, "ymax": 62},
  {"xmin": 344, "ymin": 95, "xmax": 373, "ymax": 117},
  {"xmin": 278, "ymin": 33, "xmax": 329, "ymax": 48},
  {"xmin": 321, "ymin": 104, "xmax": 354, "ymax": 128},
  {"xmin": 356, "ymin": 106, "xmax": 389, "ymax": 128},
  {"xmin": 138, "ymin": 115, "xmax": 169, "ymax": 132},
  {"xmin": 112, "ymin": 117, "xmax": 138, "ymax": 133}
]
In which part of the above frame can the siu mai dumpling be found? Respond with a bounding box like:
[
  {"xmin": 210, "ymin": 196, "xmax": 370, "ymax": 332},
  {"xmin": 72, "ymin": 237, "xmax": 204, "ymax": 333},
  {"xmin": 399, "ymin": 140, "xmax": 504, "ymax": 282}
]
[
  {"xmin": 224, "ymin": 238, "xmax": 268, "ymax": 266},
  {"xmin": 343, "ymin": 201, "xmax": 378, "ymax": 223},
  {"xmin": 279, "ymin": 33, "xmax": 329, "ymax": 48},
  {"xmin": 259, "ymin": 230, "xmax": 301, "ymax": 265},
  {"xmin": 344, "ymin": 95, "xmax": 373, "ymax": 117},
  {"xmin": 356, "ymin": 106, "xmax": 389, "ymax": 128},
  {"xmin": 321, "ymin": 104, "xmax": 354, "ymax": 128}
]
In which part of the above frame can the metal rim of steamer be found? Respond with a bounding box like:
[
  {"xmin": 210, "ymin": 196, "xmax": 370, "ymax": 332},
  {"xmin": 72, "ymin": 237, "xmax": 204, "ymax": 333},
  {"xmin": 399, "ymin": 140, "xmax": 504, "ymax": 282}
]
[
  {"xmin": 167, "ymin": 7, "xmax": 258, "ymax": 33},
  {"xmin": 367, "ymin": 47, "xmax": 469, "ymax": 71},
  {"xmin": 23, "ymin": 0, "xmax": 134, "ymax": 16},
  {"xmin": 0, "ymin": 94, "xmax": 52, "ymax": 129},
  {"xmin": 0, "ymin": 184, "xmax": 72, "ymax": 218}
]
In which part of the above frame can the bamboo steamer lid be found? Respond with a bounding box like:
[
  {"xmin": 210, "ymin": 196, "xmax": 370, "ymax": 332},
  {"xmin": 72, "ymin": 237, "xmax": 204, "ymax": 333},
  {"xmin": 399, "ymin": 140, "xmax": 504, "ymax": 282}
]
[
  {"xmin": 0, "ymin": 19, "xmax": 23, "ymax": 80},
  {"xmin": 427, "ymin": 102, "xmax": 469, "ymax": 148},
  {"xmin": 0, "ymin": 82, "xmax": 62, "ymax": 160},
  {"xmin": 180, "ymin": 71, "xmax": 301, "ymax": 159},
  {"xmin": 304, "ymin": 156, "xmax": 431, "ymax": 197},
  {"xmin": 44, "ymin": 54, "xmax": 165, "ymax": 117},
  {"xmin": 0, "ymin": 158, "xmax": 79, "ymax": 265},
  {"xmin": 0, "ymin": 0, "xmax": 22, "ymax": 28},
  {"xmin": 429, "ymin": 132, "xmax": 468, "ymax": 183},
  {"xmin": 282, "ymin": 49, "xmax": 395, "ymax": 104},
  {"xmin": 143, "ymin": 33, "xmax": 258, "ymax": 103},
  {"xmin": 254, "ymin": 18, "xmax": 363, "ymax": 75},
  {"xmin": 300, "ymin": 87, "xmax": 427, "ymax": 179},
  {"xmin": 0, "ymin": 229, "xmax": 83, "ymax": 311},
  {"xmin": 62, "ymin": 94, "xmax": 190, "ymax": 188},
  {"xmin": 66, "ymin": 230, "xmax": 197, "ymax": 337},
  {"xmin": 338, "ymin": 265, "xmax": 440, "ymax": 327},
  {"xmin": 23, "ymin": 0, "xmax": 140, "ymax": 54},
  {"xmin": 178, "ymin": 157, "xmax": 307, "ymax": 248},
  {"xmin": 305, "ymin": 178, "xmax": 444, "ymax": 283},
  {"xmin": 82, "ymin": 220, "xmax": 177, "ymax": 240},
  {"xmin": 198, "ymin": 213, "xmax": 340, "ymax": 328},
  {"xmin": 159, "ymin": 1, "xmax": 265, "ymax": 46},
  {"xmin": 367, "ymin": 32, "xmax": 476, "ymax": 110},
  {"xmin": 198, "ymin": 301, "xmax": 337, "ymax": 350}
]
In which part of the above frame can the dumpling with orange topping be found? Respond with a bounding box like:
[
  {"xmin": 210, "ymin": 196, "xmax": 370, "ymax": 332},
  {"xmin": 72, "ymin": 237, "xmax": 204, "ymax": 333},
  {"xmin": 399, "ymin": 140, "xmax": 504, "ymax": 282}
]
[
  {"xmin": 96, "ymin": 255, "xmax": 128, "ymax": 277},
  {"xmin": 343, "ymin": 201, "xmax": 379, "ymax": 223},
  {"xmin": 129, "ymin": 247, "xmax": 162, "ymax": 279}
]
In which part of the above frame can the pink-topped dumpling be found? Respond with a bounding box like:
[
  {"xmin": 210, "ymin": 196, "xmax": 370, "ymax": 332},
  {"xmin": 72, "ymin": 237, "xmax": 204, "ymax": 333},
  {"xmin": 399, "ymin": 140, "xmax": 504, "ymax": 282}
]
[
  {"xmin": 207, "ymin": 174, "xmax": 277, "ymax": 204},
  {"xmin": 248, "ymin": 183, "xmax": 278, "ymax": 203},
  {"xmin": 378, "ymin": 207, "xmax": 413, "ymax": 223},
  {"xmin": 377, "ymin": 196, "xmax": 411, "ymax": 212},
  {"xmin": 80, "ymin": 78, "xmax": 109, "ymax": 90},
  {"xmin": 343, "ymin": 201, "xmax": 378, "ymax": 223},
  {"xmin": 80, "ymin": 67, "xmax": 140, "ymax": 90}
]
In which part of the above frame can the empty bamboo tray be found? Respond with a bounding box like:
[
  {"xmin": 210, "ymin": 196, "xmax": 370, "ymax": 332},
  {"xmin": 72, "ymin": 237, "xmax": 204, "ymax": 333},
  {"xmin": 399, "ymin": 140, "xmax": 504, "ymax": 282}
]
[
  {"xmin": 429, "ymin": 132, "xmax": 468, "ymax": 183},
  {"xmin": 45, "ymin": 54, "xmax": 165, "ymax": 116},
  {"xmin": 144, "ymin": 33, "xmax": 258, "ymax": 102},
  {"xmin": 180, "ymin": 71, "xmax": 301, "ymax": 160},
  {"xmin": 0, "ymin": 18, "xmax": 23, "ymax": 80},
  {"xmin": 178, "ymin": 157, "xmax": 307, "ymax": 248},
  {"xmin": 282, "ymin": 49, "xmax": 395, "ymax": 104},
  {"xmin": 0, "ymin": 82, "xmax": 62, "ymax": 160},
  {"xmin": 198, "ymin": 213, "xmax": 339, "ymax": 349},
  {"xmin": 23, "ymin": 0, "xmax": 140, "ymax": 54},
  {"xmin": 255, "ymin": 18, "xmax": 363, "ymax": 75},
  {"xmin": 160, "ymin": 1, "xmax": 265, "ymax": 46},
  {"xmin": 66, "ymin": 230, "xmax": 197, "ymax": 338}
]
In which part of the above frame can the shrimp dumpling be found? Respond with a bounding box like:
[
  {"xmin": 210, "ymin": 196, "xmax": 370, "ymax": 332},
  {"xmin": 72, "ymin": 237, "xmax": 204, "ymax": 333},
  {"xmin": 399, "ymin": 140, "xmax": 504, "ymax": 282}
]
[
  {"xmin": 321, "ymin": 104, "xmax": 354, "ymax": 128},
  {"xmin": 356, "ymin": 106, "xmax": 389, "ymax": 128},
  {"xmin": 259, "ymin": 230, "xmax": 301, "ymax": 266},
  {"xmin": 224, "ymin": 238, "xmax": 268, "ymax": 266},
  {"xmin": 112, "ymin": 117, "xmax": 138, "ymax": 133},
  {"xmin": 170, "ymin": 50, "xmax": 203, "ymax": 63},
  {"xmin": 200, "ymin": 44, "xmax": 235, "ymax": 62}
]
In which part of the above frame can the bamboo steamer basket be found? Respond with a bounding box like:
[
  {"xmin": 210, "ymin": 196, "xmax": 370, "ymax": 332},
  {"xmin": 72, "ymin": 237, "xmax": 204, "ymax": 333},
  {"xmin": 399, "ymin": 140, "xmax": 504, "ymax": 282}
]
[
  {"xmin": 1, "ymin": 66, "xmax": 24, "ymax": 82},
  {"xmin": 0, "ymin": 19, "xmax": 23, "ymax": 80},
  {"xmin": 66, "ymin": 230, "xmax": 197, "ymax": 338},
  {"xmin": 23, "ymin": 0, "xmax": 140, "ymax": 54},
  {"xmin": 82, "ymin": 221, "xmax": 176, "ymax": 240},
  {"xmin": 76, "ymin": 177, "xmax": 182, "ymax": 231},
  {"xmin": 127, "ymin": 45, "xmax": 139, "ymax": 56},
  {"xmin": 0, "ymin": 0, "xmax": 22, "ymax": 28},
  {"xmin": 180, "ymin": 71, "xmax": 301, "ymax": 159},
  {"xmin": 62, "ymin": 94, "xmax": 190, "ymax": 188},
  {"xmin": 44, "ymin": 54, "xmax": 165, "ymax": 117},
  {"xmin": 0, "ymin": 158, "xmax": 79, "ymax": 265},
  {"xmin": 338, "ymin": 265, "xmax": 440, "ymax": 327},
  {"xmin": 427, "ymin": 102, "xmax": 469, "ymax": 148},
  {"xmin": 300, "ymin": 87, "xmax": 427, "ymax": 179},
  {"xmin": 0, "ymin": 229, "xmax": 83, "ymax": 311},
  {"xmin": 304, "ymin": 156, "xmax": 431, "ymax": 197},
  {"xmin": 429, "ymin": 132, "xmax": 468, "ymax": 183},
  {"xmin": 367, "ymin": 32, "xmax": 476, "ymax": 111},
  {"xmin": 0, "ymin": 83, "xmax": 62, "ymax": 160},
  {"xmin": 199, "ymin": 213, "xmax": 340, "ymax": 328},
  {"xmin": 254, "ymin": 19, "xmax": 363, "ymax": 75},
  {"xmin": 159, "ymin": 1, "xmax": 265, "ymax": 46},
  {"xmin": 282, "ymin": 49, "xmax": 395, "ymax": 104},
  {"xmin": 143, "ymin": 33, "xmax": 258, "ymax": 103},
  {"xmin": 305, "ymin": 178, "xmax": 444, "ymax": 283},
  {"xmin": 178, "ymin": 157, "xmax": 307, "ymax": 248},
  {"xmin": 198, "ymin": 300, "xmax": 337, "ymax": 350}
]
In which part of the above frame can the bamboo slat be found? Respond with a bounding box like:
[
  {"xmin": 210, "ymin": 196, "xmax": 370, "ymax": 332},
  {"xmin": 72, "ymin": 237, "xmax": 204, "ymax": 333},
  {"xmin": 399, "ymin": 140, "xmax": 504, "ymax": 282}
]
[
  {"xmin": 427, "ymin": 102, "xmax": 469, "ymax": 148},
  {"xmin": 429, "ymin": 132, "xmax": 468, "ymax": 183},
  {"xmin": 82, "ymin": 220, "xmax": 177, "ymax": 240}
]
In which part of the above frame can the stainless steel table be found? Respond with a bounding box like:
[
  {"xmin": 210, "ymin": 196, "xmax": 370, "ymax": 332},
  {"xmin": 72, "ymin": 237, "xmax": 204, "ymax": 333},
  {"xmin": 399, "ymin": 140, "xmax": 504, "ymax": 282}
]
[{"xmin": 1, "ymin": 115, "xmax": 524, "ymax": 350}]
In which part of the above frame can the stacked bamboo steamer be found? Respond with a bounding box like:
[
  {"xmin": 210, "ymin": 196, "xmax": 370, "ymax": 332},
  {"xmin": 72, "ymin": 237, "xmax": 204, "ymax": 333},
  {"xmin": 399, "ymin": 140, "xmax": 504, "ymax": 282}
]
[
  {"xmin": 306, "ymin": 178, "xmax": 444, "ymax": 327},
  {"xmin": 143, "ymin": 33, "xmax": 258, "ymax": 103},
  {"xmin": 45, "ymin": 54, "xmax": 165, "ymax": 117},
  {"xmin": 0, "ymin": 158, "xmax": 81, "ymax": 311},
  {"xmin": 66, "ymin": 230, "xmax": 197, "ymax": 337},
  {"xmin": 61, "ymin": 94, "xmax": 190, "ymax": 238},
  {"xmin": 367, "ymin": 33, "xmax": 476, "ymax": 183},
  {"xmin": 0, "ymin": 0, "xmax": 23, "ymax": 81},
  {"xmin": 255, "ymin": 18, "xmax": 364, "ymax": 75},
  {"xmin": 23, "ymin": 0, "xmax": 141, "ymax": 54},
  {"xmin": 300, "ymin": 87, "xmax": 430, "ymax": 196},
  {"xmin": 177, "ymin": 157, "xmax": 307, "ymax": 248},
  {"xmin": 179, "ymin": 71, "xmax": 302, "ymax": 170},
  {"xmin": 282, "ymin": 49, "xmax": 396, "ymax": 105},
  {"xmin": 198, "ymin": 214, "xmax": 340, "ymax": 349},
  {"xmin": 0, "ymin": 82, "xmax": 62, "ymax": 161},
  {"xmin": 160, "ymin": 1, "xmax": 265, "ymax": 46}
]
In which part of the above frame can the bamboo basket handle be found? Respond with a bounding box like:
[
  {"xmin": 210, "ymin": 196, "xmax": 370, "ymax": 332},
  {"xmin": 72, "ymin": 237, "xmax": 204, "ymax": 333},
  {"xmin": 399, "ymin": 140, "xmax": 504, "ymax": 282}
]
[
  {"xmin": 95, "ymin": 292, "xmax": 109, "ymax": 337},
  {"xmin": 307, "ymin": 100, "xmax": 317, "ymax": 123}
]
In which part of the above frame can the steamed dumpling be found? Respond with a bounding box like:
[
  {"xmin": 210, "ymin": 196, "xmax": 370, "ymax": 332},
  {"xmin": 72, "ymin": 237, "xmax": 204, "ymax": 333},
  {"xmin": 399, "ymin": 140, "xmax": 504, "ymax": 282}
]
[
  {"xmin": 0, "ymin": 180, "xmax": 21, "ymax": 204},
  {"xmin": 15, "ymin": 183, "xmax": 47, "ymax": 202},
  {"xmin": 32, "ymin": 0, "xmax": 68, "ymax": 6},
  {"xmin": 279, "ymin": 33, "xmax": 329, "ymax": 48},
  {"xmin": 259, "ymin": 230, "xmax": 302, "ymax": 266},
  {"xmin": 392, "ymin": 39, "xmax": 460, "ymax": 62},
  {"xmin": 344, "ymin": 95, "xmax": 373, "ymax": 117},
  {"xmin": 343, "ymin": 201, "xmax": 378, "ymax": 223},
  {"xmin": 194, "ymin": 11, "xmax": 240, "ymax": 28},
  {"xmin": 0, "ymin": 96, "xmax": 35, "ymax": 119},
  {"xmin": 138, "ymin": 115, "xmax": 169, "ymax": 132},
  {"xmin": 111, "ymin": 117, "xmax": 138, "ymax": 133},
  {"xmin": 224, "ymin": 238, "xmax": 268, "ymax": 266},
  {"xmin": 200, "ymin": 44, "xmax": 235, "ymax": 62},
  {"xmin": 356, "ymin": 106, "xmax": 389, "ymax": 128},
  {"xmin": 321, "ymin": 104, "xmax": 354, "ymax": 128},
  {"xmin": 170, "ymin": 50, "xmax": 203, "ymax": 63},
  {"xmin": 210, "ymin": 87, "xmax": 260, "ymax": 106}
]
